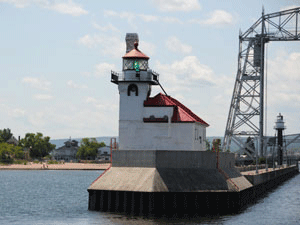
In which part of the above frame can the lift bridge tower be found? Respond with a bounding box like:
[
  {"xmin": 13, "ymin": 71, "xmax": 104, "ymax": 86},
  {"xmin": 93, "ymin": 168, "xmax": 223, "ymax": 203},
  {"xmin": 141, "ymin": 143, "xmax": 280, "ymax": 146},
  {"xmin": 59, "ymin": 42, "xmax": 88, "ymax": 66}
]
[{"xmin": 223, "ymin": 7, "xmax": 300, "ymax": 157}]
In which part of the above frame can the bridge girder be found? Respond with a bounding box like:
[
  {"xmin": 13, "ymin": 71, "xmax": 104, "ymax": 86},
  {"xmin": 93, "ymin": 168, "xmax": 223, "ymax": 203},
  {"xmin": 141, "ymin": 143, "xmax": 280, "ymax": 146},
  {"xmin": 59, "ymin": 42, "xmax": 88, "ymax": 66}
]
[{"xmin": 223, "ymin": 7, "xmax": 300, "ymax": 156}]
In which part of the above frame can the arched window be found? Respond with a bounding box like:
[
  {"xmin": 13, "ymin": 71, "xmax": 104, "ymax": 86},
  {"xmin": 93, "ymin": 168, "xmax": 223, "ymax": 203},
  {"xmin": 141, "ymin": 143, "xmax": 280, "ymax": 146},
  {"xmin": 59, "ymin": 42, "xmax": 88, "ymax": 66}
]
[{"xmin": 127, "ymin": 84, "xmax": 138, "ymax": 96}]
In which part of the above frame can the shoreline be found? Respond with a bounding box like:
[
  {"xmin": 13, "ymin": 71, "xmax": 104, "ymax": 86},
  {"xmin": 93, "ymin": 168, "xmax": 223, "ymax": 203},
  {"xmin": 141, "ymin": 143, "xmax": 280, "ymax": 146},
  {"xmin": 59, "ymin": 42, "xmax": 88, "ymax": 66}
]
[{"xmin": 0, "ymin": 162, "xmax": 110, "ymax": 170}]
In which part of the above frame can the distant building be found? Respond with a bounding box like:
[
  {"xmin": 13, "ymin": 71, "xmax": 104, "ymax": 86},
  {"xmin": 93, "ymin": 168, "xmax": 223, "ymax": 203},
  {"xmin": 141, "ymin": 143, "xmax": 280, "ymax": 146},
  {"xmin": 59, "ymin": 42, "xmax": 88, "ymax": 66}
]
[
  {"xmin": 52, "ymin": 139, "xmax": 79, "ymax": 162},
  {"xmin": 6, "ymin": 136, "xmax": 19, "ymax": 146},
  {"xmin": 97, "ymin": 146, "xmax": 111, "ymax": 161}
]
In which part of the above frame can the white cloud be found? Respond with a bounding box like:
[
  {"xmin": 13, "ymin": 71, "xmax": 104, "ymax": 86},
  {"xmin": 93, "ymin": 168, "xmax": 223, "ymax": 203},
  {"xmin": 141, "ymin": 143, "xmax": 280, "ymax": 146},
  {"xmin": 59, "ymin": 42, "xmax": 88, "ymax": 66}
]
[
  {"xmin": 162, "ymin": 16, "xmax": 183, "ymax": 24},
  {"xmin": 280, "ymin": 5, "xmax": 299, "ymax": 11},
  {"xmin": 152, "ymin": 0, "xmax": 201, "ymax": 12},
  {"xmin": 46, "ymin": 1, "xmax": 88, "ymax": 16},
  {"xmin": 189, "ymin": 10, "xmax": 233, "ymax": 26},
  {"xmin": 92, "ymin": 22, "xmax": 120, "ymax": 32},
  {"xmin": 22, "ymin": 77, "xmax": 51, "ymax": 91},
  {"xmin": 81, "ymin": 72, "xmax": 91, "ymax": 77},
  {"xmin": 78, "ymin": 34, "xmax": 95, "ymax": 48},
  {"xmin": 103, "ymin": 9, "xmax": 232, "ymax": 27},
  {"xmin": 86, "ymin": 96, "xmax": 118, "ymax": 111},
  {"xmin": 104, "ymin": 10, "xmax": 136, "ymax": 28},
  {"xmin": 78, "ymin": 34, "xmax": 125, "ymax": 58},
  {"xmin": 86, "ymin": 97, "xmax": 97, "ymax": 104},
  {"xmin": 78, "ymin": 34, "xmax": 156, "ymax": 58},
  {"xmin": 103, "ymin": 8, "xmax": 232, "ymax": 27},
  {"xmin": 0, "ymin": 0, "xmax": 45, "ymax": 8},
  {"xmin": 11, "ymin": 108, "xmax": 26, "ymax": 117},
  {"xmin": 139, "ymin": 41, "xmax": 156, "ymax": 57},
  {"xmin": 139, "ymin": 14, "xmax": 159, "ymax": 22},
  {"xmin": 23, "ymin": 98, "xmax": 119, "ymax": 138},
  {"xmin": 268, "ymin": 51, "xmax": 300, "ymax": 106},
  {"xmin": 103, "ymin": 10, "xmax": 182, "ymax": 26},
  {"xmin": 34, "ymin": 94, "xmax": 53, "ymax": 100},
  {"xmin": 166, "ymin": 36, "xmax": 192, "ymax": 54},
  {"xmin": 103, "ymin": 9, "xmax": 118, "ymax": 17},
  {"xmin": 0, "ymin": 0, "xmax": 88, "ymax": 16},
  {"xmin": 67, "ymin": 80, "xmax": 88, "ymax": 89},
  {"xmin": 28, "ymin": 111, "xmax": 47, "ymax": 127},
  {"xmin": 94, "ymin": 62, "xmax": 117, "ymax": 77},
  {"xmin": 155, "ymin": 56, "xmax": 216, "ymax": 93},
  {"xmin": 0, "ymin": 103, "xmax": 26, "ymax": 118}
]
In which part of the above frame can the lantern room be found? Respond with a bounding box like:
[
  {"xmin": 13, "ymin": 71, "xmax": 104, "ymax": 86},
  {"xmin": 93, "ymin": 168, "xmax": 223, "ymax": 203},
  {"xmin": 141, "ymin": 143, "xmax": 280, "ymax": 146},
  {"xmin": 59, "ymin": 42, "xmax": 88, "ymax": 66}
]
[
  {"xmin": 123, "ymin": 42, "xmax": 149, "ymax": 72},
  {"xmin": 111, "ymin": 38, "xmax": 159, "ymax": 85}
]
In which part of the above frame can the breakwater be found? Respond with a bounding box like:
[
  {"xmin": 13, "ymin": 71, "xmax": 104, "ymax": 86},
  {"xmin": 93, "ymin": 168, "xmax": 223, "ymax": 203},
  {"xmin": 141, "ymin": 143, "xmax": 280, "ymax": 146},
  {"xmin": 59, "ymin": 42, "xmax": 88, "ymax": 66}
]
[{"xmin": 88, "ymin": 150, "xmax": 299, "ymax": 217}]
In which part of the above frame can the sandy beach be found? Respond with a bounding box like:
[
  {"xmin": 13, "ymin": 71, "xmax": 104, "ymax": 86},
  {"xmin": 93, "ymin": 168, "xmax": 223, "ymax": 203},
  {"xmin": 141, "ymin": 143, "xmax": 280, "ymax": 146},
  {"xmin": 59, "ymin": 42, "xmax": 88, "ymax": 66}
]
[{"xmin": 0, "ymin": 162, "xmax": 110, "ymax": 170}]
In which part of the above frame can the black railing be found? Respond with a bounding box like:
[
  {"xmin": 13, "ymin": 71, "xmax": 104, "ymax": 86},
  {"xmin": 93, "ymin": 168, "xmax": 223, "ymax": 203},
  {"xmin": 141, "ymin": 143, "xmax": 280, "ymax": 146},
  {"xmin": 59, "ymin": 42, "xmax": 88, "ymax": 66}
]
[
  {"xmin": 111, "ymin": 71, "xmax": 120, "ymax": 84},
  {"xmin": 110, "ymin": 70, "xmax": 159, "ymax": 85}
]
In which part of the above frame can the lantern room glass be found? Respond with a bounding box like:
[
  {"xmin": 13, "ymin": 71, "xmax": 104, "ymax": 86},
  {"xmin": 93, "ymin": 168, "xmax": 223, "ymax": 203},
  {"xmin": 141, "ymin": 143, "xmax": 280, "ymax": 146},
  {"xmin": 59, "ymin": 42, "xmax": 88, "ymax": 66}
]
[{"xmin": 123, "ymin": 59, "xmax": 148, "ymax": 71}]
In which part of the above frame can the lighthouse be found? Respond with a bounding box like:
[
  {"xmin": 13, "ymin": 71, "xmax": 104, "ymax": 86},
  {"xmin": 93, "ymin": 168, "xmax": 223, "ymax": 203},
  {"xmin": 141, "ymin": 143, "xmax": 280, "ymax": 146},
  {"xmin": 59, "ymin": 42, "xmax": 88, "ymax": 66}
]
[
  {"xmin": 111, "ymin": 33, "xmax": 209, "ymax": 151},
  {"xmin": 88, "ymin": 33, "xmax": 246, "ymax": 216},
  {"xmin": 274, "ymin": 113, "xmax": 285, "ymax": 165}
]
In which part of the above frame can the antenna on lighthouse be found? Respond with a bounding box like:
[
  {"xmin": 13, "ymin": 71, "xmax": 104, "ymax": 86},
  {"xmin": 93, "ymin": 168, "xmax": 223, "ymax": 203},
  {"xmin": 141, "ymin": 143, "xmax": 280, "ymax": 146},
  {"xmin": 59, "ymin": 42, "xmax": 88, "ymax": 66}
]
[{"xmin": 157, "ymin": 79, "xmax": 169, "ymax": 97}]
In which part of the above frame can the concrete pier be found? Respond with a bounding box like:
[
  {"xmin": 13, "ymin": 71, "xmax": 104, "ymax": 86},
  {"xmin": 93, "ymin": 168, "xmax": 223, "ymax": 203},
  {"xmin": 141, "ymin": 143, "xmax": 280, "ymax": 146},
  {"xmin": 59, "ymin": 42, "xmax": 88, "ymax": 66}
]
[
  {"xmin": 88, "ymin": 151, "xmax": 252, "ymax": 193},
  {"xmin": 87, "ymin": 150, "xmax": 300, "ymax": 216}
]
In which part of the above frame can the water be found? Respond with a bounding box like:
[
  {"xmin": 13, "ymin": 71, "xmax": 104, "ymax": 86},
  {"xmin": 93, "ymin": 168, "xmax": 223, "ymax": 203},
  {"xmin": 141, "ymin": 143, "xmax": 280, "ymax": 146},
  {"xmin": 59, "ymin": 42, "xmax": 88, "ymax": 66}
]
[{"xmin": 1, "ymin": 170, "xmax": 300, "ymax": 225}]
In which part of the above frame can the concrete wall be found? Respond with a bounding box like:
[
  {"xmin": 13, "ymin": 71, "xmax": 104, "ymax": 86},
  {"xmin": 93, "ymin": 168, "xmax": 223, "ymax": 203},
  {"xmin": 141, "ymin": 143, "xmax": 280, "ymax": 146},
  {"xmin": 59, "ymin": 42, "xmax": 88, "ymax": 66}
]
[
  {"xmin": 112, "ymin": 150, "xmax": 235, "ymax": 169},
  {"xmin": 119, "ymin": 120, "xmax": 206, "ymax": 151},
  {"xmin": 219, "ymin": 152, "xmax": 235, "ymax": 168},
  {"xmin": 89, "ymin": 150, "xmax": 248, "ymax": 193},
  {"xmin": 244, "ymin": 166, "xmax": 299, "ymax": 186},
  {"xmin": 155, "ymin": 151, "xmax": 216, "ymax": 168},
  {"xmin": 112, "ymin": 150, "xmax": 156, "ymax": 167}
]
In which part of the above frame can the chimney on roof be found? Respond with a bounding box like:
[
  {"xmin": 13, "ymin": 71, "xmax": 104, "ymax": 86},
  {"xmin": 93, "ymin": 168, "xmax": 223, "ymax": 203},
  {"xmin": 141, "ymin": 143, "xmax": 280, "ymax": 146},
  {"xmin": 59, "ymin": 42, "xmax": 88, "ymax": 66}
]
[{"xmin": 125, "ymin": 33, "xmax": 139, "ymax": 53}]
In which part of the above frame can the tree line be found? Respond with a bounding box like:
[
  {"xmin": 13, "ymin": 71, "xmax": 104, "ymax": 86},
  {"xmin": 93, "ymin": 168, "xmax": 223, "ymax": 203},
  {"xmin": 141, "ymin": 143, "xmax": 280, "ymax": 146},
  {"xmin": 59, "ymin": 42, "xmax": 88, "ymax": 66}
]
[
  {"xmin": 76, "ymin": 138, "xmax": 106, "ymax": 160},
  {"xmin": 0, "ymin": 128, "xmax": 56, "ymax": 163},
  {"xmin": 0, "ymin": 128, "xmax": 107, "ymax": 163}
]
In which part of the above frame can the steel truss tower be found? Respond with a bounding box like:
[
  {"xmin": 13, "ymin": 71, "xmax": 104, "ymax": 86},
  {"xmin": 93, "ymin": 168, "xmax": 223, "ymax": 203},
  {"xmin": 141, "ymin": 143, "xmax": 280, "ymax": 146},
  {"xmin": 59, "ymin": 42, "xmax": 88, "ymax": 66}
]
[{"xmin": 223, "ymin": 7, "xmax": 300, "ymax": 156}]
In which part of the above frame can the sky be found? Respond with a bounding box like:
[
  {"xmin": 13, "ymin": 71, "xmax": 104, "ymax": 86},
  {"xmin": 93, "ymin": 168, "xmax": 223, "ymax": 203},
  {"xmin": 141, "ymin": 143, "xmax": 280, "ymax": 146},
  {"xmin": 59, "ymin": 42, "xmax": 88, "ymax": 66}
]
[{"xmin": 1, "ymin": 0, "xmax": 300, "ymax": 140}]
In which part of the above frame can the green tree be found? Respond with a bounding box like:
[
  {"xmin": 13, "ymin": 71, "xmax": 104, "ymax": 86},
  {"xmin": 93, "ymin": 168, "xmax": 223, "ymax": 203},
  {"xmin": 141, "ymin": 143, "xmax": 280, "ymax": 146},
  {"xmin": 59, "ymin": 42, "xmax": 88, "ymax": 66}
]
[
  {"xmin": 0, "ymin": 128, "xmax": 13, "ymax": 143},
  {"xmin": 13, "ymin": 146, "xmax": 24, "ymax": 159},
  {"xmin": 76, "ymin": 138, "xmax": 105, "ymax": 160},
  {"xmin": 19, "ymin": 133, "xmax": 56, "ymax": 159},
  {"xmin": 212, "ymin": 139, "xmax": 221, "ymax": 152},
  {"xmin": 0, "ymin": 142, "xmax": 12, "ymax": 163},
  {"xmin": 0, "ymin": 142, "xmax": 24, "ymax": 163},
  {"xmin": 205, "ymin": 140, "xmax": 211, "ymax": 151}
]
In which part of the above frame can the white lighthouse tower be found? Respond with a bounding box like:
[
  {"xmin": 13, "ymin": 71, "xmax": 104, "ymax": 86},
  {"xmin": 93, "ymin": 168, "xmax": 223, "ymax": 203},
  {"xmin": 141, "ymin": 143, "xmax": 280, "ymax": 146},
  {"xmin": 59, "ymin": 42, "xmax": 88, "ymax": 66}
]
[{"xmin": 111, "ymin": 33, "xmax": 159, "ymax": 150}]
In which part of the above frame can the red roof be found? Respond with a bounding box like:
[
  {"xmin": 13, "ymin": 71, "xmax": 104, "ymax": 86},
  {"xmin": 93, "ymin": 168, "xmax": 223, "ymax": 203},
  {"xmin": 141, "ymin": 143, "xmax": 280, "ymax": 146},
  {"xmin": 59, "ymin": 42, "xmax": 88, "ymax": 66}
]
[
  {"xmin": 144, "ymin": 93, "xmax": 209, "ymax": 126},
  {"xmin": 123, "ymin": 42, "xmax": 149, "ymax": 59}
]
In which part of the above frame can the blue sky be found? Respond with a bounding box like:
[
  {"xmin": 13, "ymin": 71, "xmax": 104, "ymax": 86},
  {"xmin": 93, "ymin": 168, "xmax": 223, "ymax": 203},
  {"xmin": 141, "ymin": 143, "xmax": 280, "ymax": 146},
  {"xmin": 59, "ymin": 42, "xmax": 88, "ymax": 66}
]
[{"xmin": 1, "ymin": 0, "xmax": 300, "ymax": 140}]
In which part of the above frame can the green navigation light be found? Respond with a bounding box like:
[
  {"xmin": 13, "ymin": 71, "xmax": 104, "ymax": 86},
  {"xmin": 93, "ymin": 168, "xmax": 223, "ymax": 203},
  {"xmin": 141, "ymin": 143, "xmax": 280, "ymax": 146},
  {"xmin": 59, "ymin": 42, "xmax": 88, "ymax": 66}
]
[{"xmin": 133, "ymin": 61, "xmax": 140, "ymax": 72}]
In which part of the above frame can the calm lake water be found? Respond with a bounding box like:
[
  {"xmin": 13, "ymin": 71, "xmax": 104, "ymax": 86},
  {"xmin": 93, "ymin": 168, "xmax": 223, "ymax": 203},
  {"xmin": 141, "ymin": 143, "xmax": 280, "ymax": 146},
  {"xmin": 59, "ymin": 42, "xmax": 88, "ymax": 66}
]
[{"xmin": 1, "ymin": 170, "xmax": 300, "ymax": 225}]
